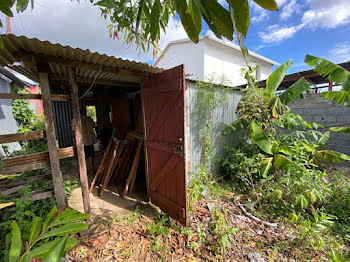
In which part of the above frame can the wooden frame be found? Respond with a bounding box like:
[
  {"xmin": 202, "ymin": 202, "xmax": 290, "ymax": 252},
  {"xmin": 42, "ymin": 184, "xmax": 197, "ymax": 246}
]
[
  {"xmin": 0, "ymin": 130, "xmax": 46, "ymax": 144},
  {"xmin": 0, "ymin": 93, "xmax": 70, "ymax": 101}
]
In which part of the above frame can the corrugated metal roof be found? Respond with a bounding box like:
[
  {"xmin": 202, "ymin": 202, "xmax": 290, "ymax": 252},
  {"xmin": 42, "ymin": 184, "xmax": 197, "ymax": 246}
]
[{"xmin": 0, "ymin": 34, "xmax": 163, "ymax": 86}]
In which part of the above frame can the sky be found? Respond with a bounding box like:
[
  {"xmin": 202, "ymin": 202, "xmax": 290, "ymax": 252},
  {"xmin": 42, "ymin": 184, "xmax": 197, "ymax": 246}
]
[{"xmin": 0, "ymin": 0, "xmax": 350, "ymax": 75}]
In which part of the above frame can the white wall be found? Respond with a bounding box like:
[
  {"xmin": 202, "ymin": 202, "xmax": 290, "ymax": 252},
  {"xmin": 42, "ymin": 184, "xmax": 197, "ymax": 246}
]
[
  {"xmin": 0, "ymin": 79, "xmax": 21, "ymax": 157},
  {"xmin": 155, "ymin": 37, "xmax": 274, "ymax": 87},
  {"xmin": 155, "ymin": 41, "xmax": 205, "ymax": 80},
  {"xmin": 203, "ymin": 37, "xmax": 272, "ymax": 86}
]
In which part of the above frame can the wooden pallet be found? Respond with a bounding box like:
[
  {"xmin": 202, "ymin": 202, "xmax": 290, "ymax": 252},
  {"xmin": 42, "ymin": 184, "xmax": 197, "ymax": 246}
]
[{"xmin": 89, "ymin": 131, "xmax": 144, "ymax": 199}]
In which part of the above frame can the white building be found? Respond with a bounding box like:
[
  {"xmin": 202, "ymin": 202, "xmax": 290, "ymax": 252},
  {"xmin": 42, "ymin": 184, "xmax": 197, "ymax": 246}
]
[{"xmin": 154, "ymin": 34, "xmax": 280, "ymax": 86}]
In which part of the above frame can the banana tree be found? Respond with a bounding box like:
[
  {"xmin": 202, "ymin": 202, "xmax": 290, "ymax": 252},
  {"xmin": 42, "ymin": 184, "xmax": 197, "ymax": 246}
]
[
  {"xmin": 225, "ymin": 58, "xmax": 350, "ymax": 177},
  {"xmin": 305, "ymin": 54, "xmax": 350, "ymax": 134},
  {"xmin": 7, "ymin": 207, "xmax": 89, "ymax": 262},
  {"xmin": 224, "ymin": 59, "xmax": 312, "ymax": 135}
]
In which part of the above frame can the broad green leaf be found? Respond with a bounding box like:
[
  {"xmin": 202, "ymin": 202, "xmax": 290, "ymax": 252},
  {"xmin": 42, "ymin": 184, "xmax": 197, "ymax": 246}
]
[
  {"xmin": 272, "ymin": 189, "xmax": 282, "ymax": 200},
  {"xmin": 273, "ymin": 154, "xmax": 293, "ymax": 173},
  {"xmin": 295, "ymin": 194, "xmax": 308, "ymax": 209},
  {"xmin": 0, "ymin": 0, "xmax": 14, "ymax": 17},
  {"xmin": 299, "ymin": 140, "xmax": 316, "ymax": 152},
  {"xmin": 227, "ymin": 0, "xmax": 249, "ymax": 37},
  {"xmin": 9, "ymin": 221, "xmax": 22, "ymax": 262},
  {"xmin": 222, "ymin": 117, "xmax": 249, "ymax": 135},
  {"xmin": 188, "ymin": 0, "xmax": 201, "ymax": 36},
  {"xmin": 271, "ymin": 141, "xmax": 280, "ymax": 155},
  {"xmin": 150, "ymin": 0, "xmax": 161, "ymax": 41},
  {"xmin": 317, "ymin": 131, "xmax": 330, "ymax": 147},
  {"xmin": 53, "ymin": 213, "xmax": 90, "ymax": 227},
  {"xmin": 16, "ymin": 0, "xmax": 29, "ymax": 12},
  {"xmin": 266, "ymin": 59, "xmax": 292, "ymax": 94},
  {"xmin": 41, "ymin": 223, "xmax": 88, "ymax": 239},
  {"xmin": 306, "ymin": 191, "xmax": 317, "ymax": 203},
  {"xmin": 200, "ymin": 0, "xmax": 234, "ymax": 41},
  {"xmin": 42, "ymin": 207, "xmax": 57, "ymax": 231},
  {"xmin": 305, "ymin": 55, "xmax": 350, "ymax": 92},
  {"xmin": 316, "ymin": 150, "xmax": 350, "ymax": 163},
  {"xmin": 322, "ymin": 91, "xmax": 350, "ymax": 106},
  {"xmin": 174, "ymin": 0, "xmax": 200, "ymax": 43},
  {"xmin": 29, "ymin": 216, "xmax": 43, "ymax": 246},
  {"xmin": 135, "ymin": 0, "xmax": 145, "ymax": 35},
  {"xmin": 279, "ymin": 78, "xmax": 311, "ymax": 105},
  {"xmin": 56, "ymin": 209, "xmax": 79, "ymax": 221},
  {"xmin": 253, "ymin": 0, "xmax": 278, "ymax": 11},
  {"xmin": 261, "ymin": 157, "xmax": 273, "ymax": 178},
  {"xmin": 0, "ymin": 202, "xmax": 15, "ymax": 209},
  {"xmin": 19, "ymin": 252, "xmax": 31, "ymax": 262},
  {"xmin": 250, "ymin": 121, "xmax": 273, "ymax": 154},
  {"xmin": 42, "ymin": 237, "xmax": 67, "ymax": 262},
  {"xmin": 31, "ymin": 237, "xmax": 78, "ymax": 259},
  {"xmin": 278, "ymin": 145, "xmax": 293, "ymax": 155},
  {"xmin": 271, "ymin": 96, "xmax": 280, "ymax": 118},
  {"xmin": 329, "ymin": 126, "xmax": 350, "ymax": 133}
]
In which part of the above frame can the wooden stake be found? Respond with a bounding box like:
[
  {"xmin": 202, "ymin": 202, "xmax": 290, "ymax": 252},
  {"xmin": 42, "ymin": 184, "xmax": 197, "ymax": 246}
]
[
  {"xmin": 68, "ymin": 68, "xmax": 91, "ymax": 214},
  {"xmin": 39, "ymin": 72, "xmax": 67, "ymax": 209}
]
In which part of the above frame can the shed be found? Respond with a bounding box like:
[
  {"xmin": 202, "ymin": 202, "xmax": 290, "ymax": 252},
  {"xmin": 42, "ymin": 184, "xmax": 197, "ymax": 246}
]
[{"xmin": 0, "ymin": 34, "xmax": 242, "ymax": 224}]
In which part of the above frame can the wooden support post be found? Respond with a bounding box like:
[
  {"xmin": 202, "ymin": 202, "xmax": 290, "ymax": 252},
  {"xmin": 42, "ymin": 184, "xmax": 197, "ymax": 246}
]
[
  {"xmin": 328, "ymin": 81, "xmax": 333, "ymax": 91},
  {"xmin": 68, "ymin": 68, "xmax": 91, "ymax": 214},
  {"xmin": 39, "ymin": 72, "xmax": 68, "ymax": 209},
  {"xmin": 141, "ymin": 82, "xmax": 150, "ymax": 200}
]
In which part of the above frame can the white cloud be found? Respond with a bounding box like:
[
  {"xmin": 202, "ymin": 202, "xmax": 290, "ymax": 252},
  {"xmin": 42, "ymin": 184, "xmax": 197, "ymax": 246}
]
[
  {"xmin": 0, "ymin": 0, "xmax": 190, "ymax": 64},
  {"xmin": 0, "ymin": 0, "xmax": 154, "ymax": 62},
  {"xmin": 258, "ymin": 24, "xmax": 304, "ymax": 43},
  {"xmin": 250, "ymin": 0, "xmax": 287, "ymax": 23},
  {"xmin": 158, "ymin": 17, "xmax": 187, "ymax": 51},
  {"xmin": 301, "ymin": 0, "xmax": 350, "ymax": 29},
  {"xmin": 328, "ymin": 42, "xmax": 350, "ymax": 63},
  {"xmin": 280, "ymin": 0, "xmax": 301, "ymax": 21}
]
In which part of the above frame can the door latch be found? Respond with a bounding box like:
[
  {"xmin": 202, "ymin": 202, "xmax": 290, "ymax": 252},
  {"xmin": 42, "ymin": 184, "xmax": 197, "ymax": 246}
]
[{"xmin": 173, "ymin": 145, "xmax": 184, "ymax": 157}]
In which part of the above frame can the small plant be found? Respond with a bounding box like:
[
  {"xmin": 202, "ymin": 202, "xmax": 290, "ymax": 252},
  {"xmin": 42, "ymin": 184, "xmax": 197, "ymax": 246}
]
[
  {"xmin": 147, "ymin": 215, "xmax": 169, "ymax": 237},
  {"xmin": 6, "ymin": 206, "xmax": 89, "ymax": 262}
]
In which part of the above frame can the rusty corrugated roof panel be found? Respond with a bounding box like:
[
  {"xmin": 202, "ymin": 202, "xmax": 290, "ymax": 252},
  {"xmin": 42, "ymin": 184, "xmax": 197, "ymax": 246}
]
[{"xmin": 0, "ymin": 34, "xmax": 163, "ymax": 85}]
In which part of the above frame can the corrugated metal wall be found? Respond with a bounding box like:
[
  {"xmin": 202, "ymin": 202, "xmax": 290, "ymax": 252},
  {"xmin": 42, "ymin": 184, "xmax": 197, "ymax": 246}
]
[
  {"xmin": 51, "ymin": 86, "xmax": 128, "ymax": 148},
  {"xmin": 185, "ymin": 80, "xmax": 243, "ymax": 177},
  {"xmin": 51, "ymin": 87, "xmax": 73, "ymax": 148}
]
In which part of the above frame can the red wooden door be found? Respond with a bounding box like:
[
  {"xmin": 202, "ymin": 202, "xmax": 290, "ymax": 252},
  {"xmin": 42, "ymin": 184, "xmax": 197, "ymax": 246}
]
[{"xmin": 142, "ymin": 65, "xmax": 187, "ymax": 224}]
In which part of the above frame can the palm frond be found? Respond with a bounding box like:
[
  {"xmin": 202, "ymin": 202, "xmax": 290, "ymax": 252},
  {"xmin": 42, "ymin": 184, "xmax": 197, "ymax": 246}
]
[{"xmin": 305, "ymin": 55, "xmax": 350, "ymax": 92}]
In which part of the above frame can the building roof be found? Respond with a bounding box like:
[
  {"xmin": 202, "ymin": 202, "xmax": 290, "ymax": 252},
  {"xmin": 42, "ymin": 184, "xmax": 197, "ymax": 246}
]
[
  {"xmin": 0, "ymin": 34, "xmax": 163, "ymax": 90},
  {"xmin": 235, "ymin": 60, "xmax": 350, "ymax": 90},
  {"xmin": 154, "ymin": 35, "xmax": 280, "ymax": 66},
  {"xmin": 0, "ymin": 66, "xmax": 27, "ymax": 86}
]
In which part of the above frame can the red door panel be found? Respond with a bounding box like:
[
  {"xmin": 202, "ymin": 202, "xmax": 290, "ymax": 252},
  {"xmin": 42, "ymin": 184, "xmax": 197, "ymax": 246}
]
[{"xmin": 142, "ymin": 65, "xmax": 187, "ymax": 224}]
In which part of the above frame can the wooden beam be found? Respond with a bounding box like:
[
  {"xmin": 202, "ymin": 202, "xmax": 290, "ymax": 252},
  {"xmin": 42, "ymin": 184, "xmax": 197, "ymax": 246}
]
[
  {"xmin": 23, "ymin": 190, "xmax": 54, "ymax": 201},
  {"xmin": 68, "ymin": 67, "xmax": 91, "ymax": 214},
  {"xmin": 2, "ymin": 147, "xmax": 75, "ymax": 167},
  {"xmin": 0, "ymin": 174, "xmax": 51, "ymax": 189},
  {"xmin": 0, "ymin": 130, "xmax": 46, "ymax": 144},
  {"xmin": 0, "ymin": 93, "xmax": 71, "ymax": 101},
  {"xmin": 39, "ymin": 71, "xmax": 68, "ymax": 209},
  {"xmin": 0, "ymin": 161, "xmax": 49, "ymax": 175},
  {"xmin": 49, "ymin": 74, "xmax": 139, "ymax": 88},
  {"xmin": 14, "ymin": 51, "xmax": 149, "ymax": 80}
]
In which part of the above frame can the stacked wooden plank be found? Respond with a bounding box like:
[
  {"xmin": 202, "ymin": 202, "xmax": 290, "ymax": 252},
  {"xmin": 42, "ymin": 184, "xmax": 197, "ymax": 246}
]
[
  {"xmin": 0, "ymin": 147, "xmax": 75, "ymax": 175},
  {"xmin": 90, "ymin": 132, "xmax": 144, "ymax": 199}
]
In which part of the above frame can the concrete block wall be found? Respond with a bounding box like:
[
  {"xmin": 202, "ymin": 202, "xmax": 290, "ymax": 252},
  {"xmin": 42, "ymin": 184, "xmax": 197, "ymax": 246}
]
[{"xmin": 290, "ymin": 93, "xmax": 350, "ymax": 156}]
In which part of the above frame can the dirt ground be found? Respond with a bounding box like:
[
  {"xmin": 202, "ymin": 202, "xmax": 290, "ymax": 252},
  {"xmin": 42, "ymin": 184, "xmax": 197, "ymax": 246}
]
[{"xmin": 61, "ymin": 157, "xmax": 149, "ymax": 220}]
